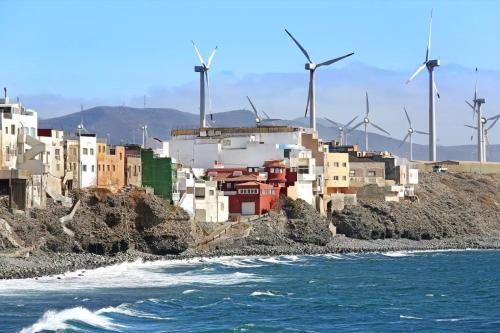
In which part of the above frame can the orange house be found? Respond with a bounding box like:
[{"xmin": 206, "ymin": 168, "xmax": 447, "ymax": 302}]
[{"xmin": 97, "ymin": 143, "xmax": 125, "ymax": 191}]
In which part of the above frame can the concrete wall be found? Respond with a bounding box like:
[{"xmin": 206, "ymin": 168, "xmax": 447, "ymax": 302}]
[
  {"xmin": 125, "ymin": 156, "xmax": 142, "ymax": 187},
  {"xmin": 416, "ymin": 161, "xmax": 500, "ymax": 174},
  {"xmin": 349, "ymin": 161, "xmax": 386, "ymax": 188}
]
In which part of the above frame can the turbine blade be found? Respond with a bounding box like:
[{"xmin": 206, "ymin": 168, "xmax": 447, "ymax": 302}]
[
  {"xmin": 433, "ymin": 77, "xmax": 441, "ymax": 99},
  {"xmin": 262, "ymin": 110, "xmax": 271, "ymax": 120},
  {"xmin": 207, "ymin": 46, "xmax": 218, "ymax": 67},
  {"xmin": 246, "ymin": 96, "xmax": 258, "ymax": 114},
  {"xmin": 415, "ymin": 130, "xmax": 429, "ymax": 135},
  {"xmin": 486, "ymin": 116, "xmax": 500, "ymax": 131},
  {"xmin": 370, "ymin": 122, "xmax": 391, "ymax": 136},
  {"xmin": 324, "ymin": 117, "xmax": 340, "ymax": 127},
  {"xmin": 365, "ymin": 92, "xmax": 369, "ymax": 117},
  {"xmin": 406, "ymin": 63, "xmax": 426, "ymax": 84},
  {"xmin": 486, "ymin": 114, "xmax": 500, "ymax": 121},
  {"xmin": 305, "ymin": 80, "xmax": 311, "ymax": 117},
  {"xmin": 464, "ymin": 124, "xmax": 477, "ymax": 130},
  {"xmin": 399, "ymin": 133, "xmax": 410, "ymax": 148},
  {"xmin": 205, "ymin": 71, "xmax": 212, "ymax": 112},
  {"xmin": 403, "ymin": 107, "xmax": 411, "ymax": 127},
  {"xmin": 191, "ymin": 40, "xmax": 206, "ymax": 66},
  {"xmin": 284, "ymin": 29, "xmax": 312, "ymax": 63},
  {"xmin": 465, "ymin": 100, "xmax": 475, "ymax": 110},
  {"xmin": 347, "ymin": 121, "xmax": 364, "ymax": 133},
  {"xmin": 317, "ymin": 52, "xmax": 354, "ymax": 67},
  {"xmin": 426, "ymin": 9, "xmax": 433, "ymax": 62},
  {"xmin": 344, "ymin": 115, "xmax": 359, "ymax": 129},
  {"xmin": 474, "ymin": 67, "xmax": 478, "ymax": 102}
]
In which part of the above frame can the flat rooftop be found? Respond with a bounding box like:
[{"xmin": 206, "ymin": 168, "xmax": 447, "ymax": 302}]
[{"xmin": 171, "ymin": 125, "xmax": 302, "ymax": 137}]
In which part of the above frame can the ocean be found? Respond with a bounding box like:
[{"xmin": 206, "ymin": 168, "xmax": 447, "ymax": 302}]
[{"xmin": 1, "ymin": 250, "xmax": 499, "ymax": 332}]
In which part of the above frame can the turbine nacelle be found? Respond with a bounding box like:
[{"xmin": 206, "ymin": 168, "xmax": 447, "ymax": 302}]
[
  {"xmin": 363, "ymin": 117, "xmax": 369, "ymax": 124},
  {"xmin": 194, "ymin": 65, "xmax": 206, "ymax": 72},
  {"xmin": 426, "ymin": 59, "xmax": 440, "ymax": 68},
  {"xmin": 481, "ymin": 117, "xmax": 487, "ymax": 124},
  {"xmin": 408, "ymin": 128, "xmax": 415, "ymax": 134},
  {"xmin": 305, "ymin": 63, "xmax": 317, "ymax": 70}
]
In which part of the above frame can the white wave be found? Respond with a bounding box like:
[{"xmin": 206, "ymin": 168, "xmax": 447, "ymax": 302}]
[
  {"xmin": 182, "ymin": 289, "xmax": 199, "ymax": 294},
  {"xmin": 97, "ymin": 304, "xmax": 171, "ymax": 320},
  {"xmin": 382, "ymin": 251, "xmax": 413, "ymax": 257},
  {"xmin": 400, "ymin": 315, "xmax": 423, "ymax": 320},
  {"xmin": 20, "ymin": 306, "xmax": 123, "ymax": 333},
  {"xmin": 0, "ymin": 259, "xmax": 269, "ymax": 295},
  {"xmin": 321, "ymin": 253, "xmax": 346, "ymax": 260},
  {"xmin": 258, "ymin": 255, "xmax": 301, "ymax": 265},
  {"xmin": 251, "ymin": 290, "xmax": 282, "ymax": 297},
  {"xmin": 435, "ymin": 318, "xmax": 464, "ymax": 322},
  {"xmin": 425, "ymin": 294, "xmax": 434, "ymax": 297}
]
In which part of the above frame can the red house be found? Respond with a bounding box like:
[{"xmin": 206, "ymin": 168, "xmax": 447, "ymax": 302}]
[{"xmin": 229, "ymin": 181, "xmax": 280, "ymax": 216}]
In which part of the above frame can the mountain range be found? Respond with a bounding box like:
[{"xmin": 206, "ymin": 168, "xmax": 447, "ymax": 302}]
[{"xmin": 39, "ymin": 106, "xmax": 500, "ymax": 162}]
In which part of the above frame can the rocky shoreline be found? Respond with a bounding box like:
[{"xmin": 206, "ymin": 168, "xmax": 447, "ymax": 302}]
[{"xmin": 1, "ymin": 236, "xmax": 500, "ymax": 280}]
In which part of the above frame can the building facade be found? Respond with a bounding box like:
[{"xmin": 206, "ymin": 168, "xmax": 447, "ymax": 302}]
[{"xmin": 141, "ymin": 149, "xmax": 173, "ymax": 200}]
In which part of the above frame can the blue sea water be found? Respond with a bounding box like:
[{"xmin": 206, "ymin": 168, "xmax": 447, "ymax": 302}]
[{"xmin": 1, "ymin": 250, "xmax": 500, "ymax": 332}]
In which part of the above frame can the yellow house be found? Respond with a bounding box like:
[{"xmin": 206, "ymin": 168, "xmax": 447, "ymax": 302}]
[{"xmin": 324, "ymin": 152, "xmax": 350, "ymax": 194}]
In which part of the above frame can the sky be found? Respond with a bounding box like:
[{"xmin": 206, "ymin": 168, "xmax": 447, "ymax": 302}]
[{"xmin": 2, "ymin": 0, "xmax": 500, "ymax": 144}]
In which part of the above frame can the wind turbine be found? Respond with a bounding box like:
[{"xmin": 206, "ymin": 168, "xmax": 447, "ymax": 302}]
[
  {"xmin": 76, "ymin": 118, "xmax": 88, "ymax": 136},
  {"xmin": 399, "ymin": 107, "xmax": 428, "ymax": 161},
  {"xmin": 406, "ymin": 10, "xmax": 441, "ymax": 162},
  {"xmin": 465, "ymin": 68, "xmax": 488, "ymax": 162},
  {"xmin": 324, "ymin": 115, "xmax": 359, "ymax": 146},
  {"xmin": 464, "ymin": 114, "xmax": 500, "ymax": 162},
  {"xmin": 246, "ymin": 96, "xmax": 262, "ymax": 126},
  {"xmin": 140, "ymin": 124, "xmax": 148, "ymax": 148},
  {"xmin": 284, "ymin": 29, "xmax": 354, "ymax": 132},
  {"xmin": 192, "ymin": 41, "xmax": 217, "ymax": 128},
  {"xmin": 347, "ymin": 92, "xmax": 390, "ymax": 151}
]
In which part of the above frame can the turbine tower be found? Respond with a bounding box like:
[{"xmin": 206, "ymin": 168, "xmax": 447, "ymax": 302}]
[
  {"xmin": 324, "ymin": 115, "xmax": 359, "ymax": 146},
  {"xmin": 348, "ymin": 92, "xmax": 390, "ymax": 151},
  {"xmin": 399, "ymin": 107, "xmax": 429, "ymax": 161},
  {"xmin": 465, "ymin": 68, "xmax": 488, "ymax": 162},
  {"xmin": 192, "ymin": 41, "xmax": 217, "ymax": 128},
  {"xmin": 406, "ymin": 10, "xmax": 440, "ymax": 161},
  {"xmin": 284, "ymin": 29, "xmax": 354, "ymax": 132}
]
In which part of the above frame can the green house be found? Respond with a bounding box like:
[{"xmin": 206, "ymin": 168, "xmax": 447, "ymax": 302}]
[{"xmin": 141, "ymin": 149, "xmax": 173, "ymax": 200}]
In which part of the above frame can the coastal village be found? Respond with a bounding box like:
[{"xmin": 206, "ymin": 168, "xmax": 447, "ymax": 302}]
[{"xmin": 1, "ymin": 20, "xmax": 500, "ymax": 233}]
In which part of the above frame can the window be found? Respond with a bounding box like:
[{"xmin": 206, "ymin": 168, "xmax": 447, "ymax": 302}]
[
  {"xmin": 227, "ymin": 183, "xmax": 232, "ymax": 189},
  {"xmin": 99, "ymin": 164, "xmax": 101, "ymax": 171},
  {"xmin": 342, "ymin": 162, "xmax": 347, "ymax": 167},
  {"xmin": 5, "ymin": 146, "xmax": 9, "ymax": 161},
  {"xmin": 209, "ymin": 189, "xmax": 215, "ymax": 196},
  {"xmin": 119, "ymin": 153, "xmax": 123, "ymax": 160},
  {"xmin": 90, "ymin": 148, "xmax": 94, "ymax": 155},
  {"xmin": 91, "ymin": 165, "xmax": 95, "ymax": 172},
  {"xmin": 112, "ymin": 165, "xmax": 116, "ymax": 172},
  {"xmin": 334, "ymin": 162, "xmax": 340, "ymax": 167},
  {"xmin": 4, "ymin": 127, "xmax": 8, "ymax": 134},
  {"xmin": 298, "ymin": 166, "xmax": 309, "ymax": 174},
  {"xmin": 83, "ymin": 148, "xmax": 88, "ymax": 155},
  {"xmin": 55, "ymin": 149, "xmax": 60, "ymax": 160},
  {"xmin": 82, "ymin": 164, "xmax": 87, "ymax": 172},
  {"xmin": 349, "ymin": 170, "xmax": 356, "ymax": 177},
  {"xmin": 107, "ymin": 165, "xmax": 110, "ymax": 172},
  {"xmin": 368, "ymin": 170, "xmax": 376, "ymax": 177},
  {"xmin": 134, "ymin": 165, "xmax": 137, "ymax": 176},
  {"xmin": 333, "ymin": 176, "xmax": 339, "ymax": 180},
  {"xmin": 11, "ymin": 125, "xmax": 15, "ymax": 135},
  {"xmin": 238, "ymin": 188, "xmax": 258, "ymax": 194},
  {"xmin": 342, "ymin": 176, "xmax": 347, "ymax": 180},
  {"xmin": 56, "ymin": 164, "xmax": 60, "ymax": 171}
]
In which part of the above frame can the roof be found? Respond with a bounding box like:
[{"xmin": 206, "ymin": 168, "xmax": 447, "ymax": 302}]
[
  {"xmin": 264, "ymin": 159, "xmax": 285, "ymax": 168},
  {"xmin": 212, "ymin": 173, "xmax": 267, "ymax": 183},
  {"xmin": 171, "ymin": 125, "xmax": 301, "ymax": 137},
  {"xmin": 236, "ymin": 181, "xmax": 274, "ymax": 188}
]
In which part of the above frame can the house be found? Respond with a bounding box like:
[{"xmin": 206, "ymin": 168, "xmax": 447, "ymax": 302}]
[
  {"xmin": 206, "ymin": 167, "xmax": 266, "ymax": 193},
  {"xmin": 348, "ymin": 156, "xmax": 386, "ymax": 188},
  {"xmin": 324, "ymin": 152, "xmax": 350, "ymax": 194},
  {"xmin": 97, "ymin": 144, "xmax": 125, "ymax": 191},
  {"xmin": 283, "ymin": 150, "xmax": 316, "ymax": 205},
  {"xmin": 179, "ymin": 179, "xmax": 228, "ymax": 222},
  {"xmin": 0, "ymin": 93, "xmax": 48, "ymax": 209},
  {"xmin": 65, "ymin": 133, "xmax": 97, "ymax": 188},
  {"xmin": 229, "ymin": 181, "xmax": 280, "ymax": 216},
  {"xmin": 141, "ymin": 149, "xmax": 173, "ymax": 201},
  {"xmin": 37, "ymin": 129, "xmax": 65, "ymax": 196},
  {"xmin": 124, "ymin": 145, "xmax": 142, "ymax": 187}
]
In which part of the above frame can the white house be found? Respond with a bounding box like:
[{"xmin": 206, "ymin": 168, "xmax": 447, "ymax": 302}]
[
  {"xmin": 180, "ymin": 180, "xmax": 229, "ymax": 223},
  {"xmin": 78, "ymin": 134, "xmax": 97, "ymax": 188}
]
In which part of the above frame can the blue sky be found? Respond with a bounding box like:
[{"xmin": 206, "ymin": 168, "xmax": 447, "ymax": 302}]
[{"xmin": 2, "ymin": 0, "xmax": 500, "ymax": 100}]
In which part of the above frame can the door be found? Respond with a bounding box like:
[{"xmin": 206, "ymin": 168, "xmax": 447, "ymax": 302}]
[{"xmin": 241, "ymin": 201, "xmax": 256, "ymax": 215}]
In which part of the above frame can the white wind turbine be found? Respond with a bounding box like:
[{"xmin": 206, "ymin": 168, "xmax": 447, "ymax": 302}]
[
  {"xmin": 284, "ymin": 29, "xmax": 354, "ymax": 132},
  {"xmin": 192, "ymin": 41, "xmax": 217, "ymax": 128},
  {"xmin": 399, "ymin": 107, "xmax": 429, "ymax": 161},
  {"xmin": 465, "ymin": 68, "xmax": 489, "ymax": 162},
  {"xmin": 406, "ymin": 10, "xmax": 441, "ymax": 161},
  {"xmin": 324, "ymin": 115, "xmax": 359, "ymax": 146},
  {"xmin": 246, "ymin": 96, "xmax": 262, "ymax": 126},
  {"xmin": 464, "ymin": 114, "xmax": 500, "ymax": 162},
  {"xmin": 347, "ymin": 92, "xmax": 390, "ymax": 151}
]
